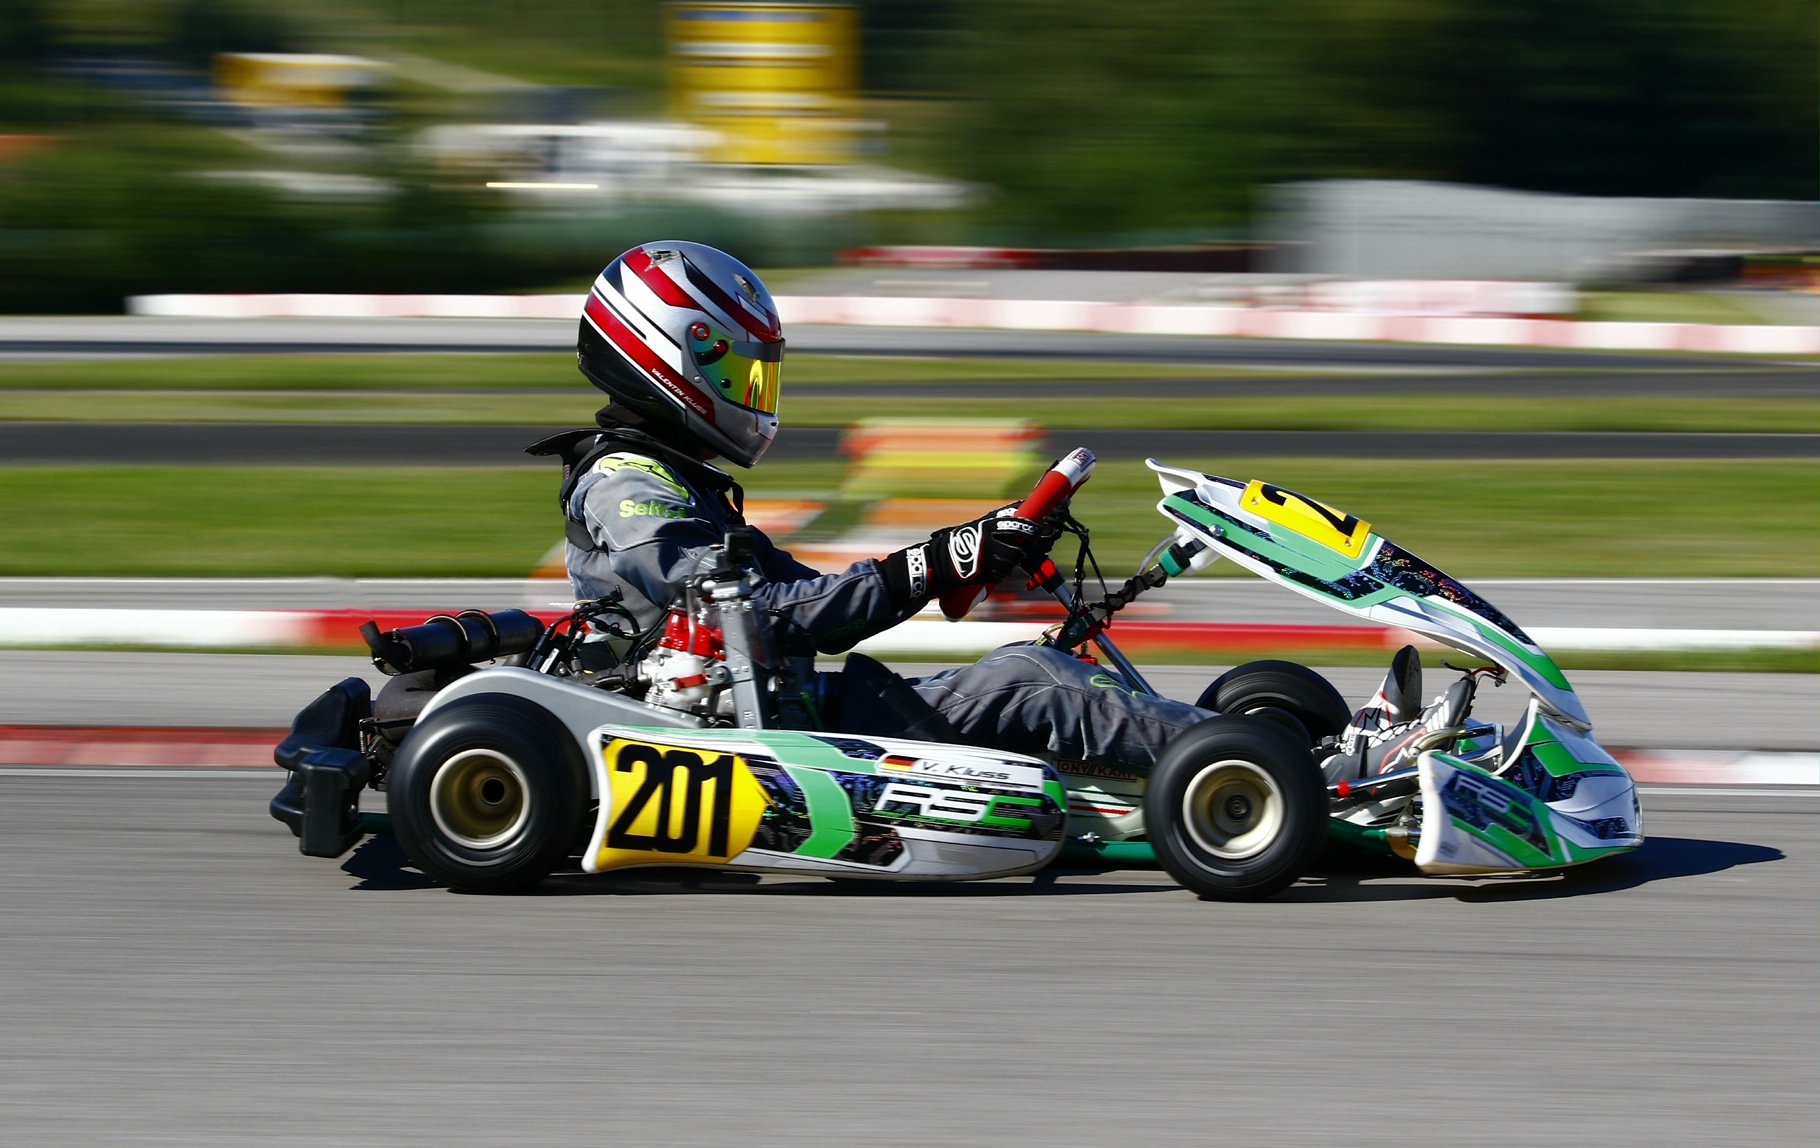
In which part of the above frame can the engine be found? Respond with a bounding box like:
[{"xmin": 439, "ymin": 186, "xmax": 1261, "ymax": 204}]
[{"xmin": 637, "ymin": 608, "xmax": 732, "ymax": 717}]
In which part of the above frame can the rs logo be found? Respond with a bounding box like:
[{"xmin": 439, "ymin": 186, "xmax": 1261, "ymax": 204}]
[
  {"xmin": 591, "ymin": 740, "xmax": 768, "ymax": 871},
  {"xmin": 876, "ymin": 782, "xmax": 1043, "ymax": 831}
]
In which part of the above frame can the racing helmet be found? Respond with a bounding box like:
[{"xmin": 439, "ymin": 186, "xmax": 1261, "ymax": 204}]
[{"xmin": 577, "ymin": 241, "xmax": 784, "ymax": 468}]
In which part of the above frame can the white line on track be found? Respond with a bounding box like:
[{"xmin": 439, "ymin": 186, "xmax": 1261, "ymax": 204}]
[{"xmin": 1638, "ymin": 786, "xmax": 1819, "ymax": 798}]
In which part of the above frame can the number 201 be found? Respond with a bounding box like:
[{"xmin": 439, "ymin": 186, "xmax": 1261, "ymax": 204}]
[{"xmin": 606, "ymin": 747, "xmax": 735, "ymax": 856}]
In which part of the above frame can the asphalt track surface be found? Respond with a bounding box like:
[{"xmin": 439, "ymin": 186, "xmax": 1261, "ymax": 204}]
[
  {"xmin": 0, "ymin": 775, "xmax": 1810, "ymax": 1146},
  {"xmin": 2, "ymin": 315, "xmax": 1807, "ymax": 371},
  {"xmin": 4, "ymin": 651, "xmax": 1813, "ymax": 751},
  {"xmin": 3, "ymin": 421, "xmax": 1813, "ymax": 463}
]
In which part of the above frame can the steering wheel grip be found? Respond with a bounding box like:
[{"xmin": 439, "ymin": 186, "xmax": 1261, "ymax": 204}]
[{"xmin": 938, "ymin": 447, "xmax": 1096, "ymax": 621}]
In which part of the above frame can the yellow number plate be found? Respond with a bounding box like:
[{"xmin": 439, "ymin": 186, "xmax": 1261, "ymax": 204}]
[
  {"xmin": 1240, "ymin": 480, "xmax": 1372, "ymax": 559},
  {"xmin": 592, "ymin": 738, "xmax": 770, "ymax": 872}
]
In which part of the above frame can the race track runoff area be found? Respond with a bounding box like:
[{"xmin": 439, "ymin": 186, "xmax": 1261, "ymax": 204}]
[
  {"xmin": 0, "ymin": 776, "xmax": 1811, "ymax": 1145},
  {"xmin": 0, "ymin": 606, "xmax": 1812, "ymax": 1142}
]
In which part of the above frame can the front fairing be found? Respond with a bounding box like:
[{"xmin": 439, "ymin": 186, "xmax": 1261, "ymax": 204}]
[
  {"xmin": 1146, "ymin": 460, "xmax": 1590, "ymax": 728},
  {"xmin": 1411, "ymin": 697, "xmax": 1643, "ymax": 873},
  {"xmin": 1142, "ymin": 460, "xmax": 1644, "ymax": 873}
]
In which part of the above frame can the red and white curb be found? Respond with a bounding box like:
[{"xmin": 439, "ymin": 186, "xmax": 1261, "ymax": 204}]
[
  {"xmin": 0, "ymin": 724, "xmax": 1810, "ymax": 789},
  {"xmin": 0, "ymin": 726, "xmax": 287, "ymax": 769},
  {"xmin": 127, "ymin": 293, "xmax": 1820, "ymax": 357},
  {"xmin": 1, "ymin": 608, "xmax": 1813, "ymax": 656}
]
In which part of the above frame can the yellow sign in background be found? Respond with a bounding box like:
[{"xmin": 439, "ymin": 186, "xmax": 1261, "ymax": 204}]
[
  {"xmin": 591, "ymin": 738, "xmax": 770, "ymax": 872},
  {"xmin": 666, "ymin": 3, "xmax": 860, "ymax": 165}
]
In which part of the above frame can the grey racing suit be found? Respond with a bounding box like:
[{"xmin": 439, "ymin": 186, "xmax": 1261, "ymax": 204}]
[{"xmin": 558, "ymin": 432, "xmax": 1207, "ymax": 773}]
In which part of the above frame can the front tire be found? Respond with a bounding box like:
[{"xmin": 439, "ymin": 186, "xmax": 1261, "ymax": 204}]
[
  {"xmin": 1146, "ymin": 716, "xmax": 1328, "ymax": 901},
  {"xmin": 1197, "ymin": 660, "xmax": 1352, "ymax": 748},
  {"xmin": 387, "ymin": 694, "xmax": 587, "ymax": 893}
]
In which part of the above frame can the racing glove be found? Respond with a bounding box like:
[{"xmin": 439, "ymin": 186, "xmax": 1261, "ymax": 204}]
[{"xmin": 881, "ymin": 503, "xmax": 1066, "ymax": 609}]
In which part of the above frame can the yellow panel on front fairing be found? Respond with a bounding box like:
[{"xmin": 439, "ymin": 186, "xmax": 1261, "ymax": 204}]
[
  {"xmin": 1240, "ymin": 480, "xmax": 1372, "ymax": 559},
  {"xmin": 590, "ymin": 738, "xmax": 769, "ymax": 872}
]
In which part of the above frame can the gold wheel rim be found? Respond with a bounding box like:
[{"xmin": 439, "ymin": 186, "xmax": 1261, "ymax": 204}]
[
  {"xmin": 429, "ymin": 748, "xmax": 531, "ymax": 850},
  {"xmin": 1182, "ymin": 759, "xmax": 1284, "ymax": 861}
]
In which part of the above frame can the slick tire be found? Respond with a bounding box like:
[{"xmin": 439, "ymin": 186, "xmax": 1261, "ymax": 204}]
[
  {"xmin": 1197, "ymin": 660, "xmax": 1352, "ymax": 748},
  {"xmin": 1146, "ymin": 716, "xmax": 1328, "ymax": 902},
  {"xmin": 387, "ymin": 694, "xmax": 587, "ymax": 894}
]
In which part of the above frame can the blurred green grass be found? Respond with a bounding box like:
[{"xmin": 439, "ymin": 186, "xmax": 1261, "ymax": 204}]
[
  {"xmin": 4, "ymin": 390, "xmax": 1810, "ymax": 431},
  {"xmin": 1576, "ymin": 291, "xmax": 1802, "ymax": 326},
  {"xmin": 1, "ymin": 457, "xmax": 1811, "ymax": 578},
  {"xmin": 0, "ymin": 353, "xmax": 1810, "ymax": 431}
]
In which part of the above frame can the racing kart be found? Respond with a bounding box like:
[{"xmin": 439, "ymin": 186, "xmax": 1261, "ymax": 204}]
[{"xmin": 269, "ymin": 449, "xmax": 1642, "ymax": 900}]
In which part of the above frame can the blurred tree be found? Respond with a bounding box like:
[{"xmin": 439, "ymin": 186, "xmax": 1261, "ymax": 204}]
[
  {"xmin": 944, "ymin": 0, "xmax": 1817, "ymax": 238},
  {"xmin": 0, "ymin": 0, "xmax": 50, "ymax": 62},
  {"xmin": 167, "ymin": 0, "xmax": 295, "ymax": 66},
  {"xmin": 1427, "ymin": 0, "xmax": 1817, "ymax": 199},
  {"xmin": 854, "ymin": 0, "xmax": 965, "ymax": 95}
]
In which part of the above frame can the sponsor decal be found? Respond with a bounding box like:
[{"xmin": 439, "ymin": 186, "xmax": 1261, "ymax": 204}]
[
  {"xmin": 595, "ymin": 453, "xmax": 688, "ymax": 496},
  {"xmin": 948, "ymin": 523, "xmax": 982, "ymax": 580},
  {"xmin": 592, "ymin": 738, "xmax": 769, "ymax": 871},
  {"xmin": 1054, "ymin": 759, "xmax": 1142, "ymax": 783},
  {"xmin": 877, "ymin": 753, "xmax": 1044, "ymax": 791},
  {"xmin": 905, "ymin": 545, "xmax": 929, "ymax": 599},
  {"xmin": 874, "ymin": 782, "xmax": 1045, "ymax": 831},
  {"xmin": 1088, "ymin": 672, "xmax": 1144, "ymax": 699},
  {"xmin": 620, "ymin": 498, "xmax": 691, "ymax": 520},
  {"xmin": 1240, "ymin": 479, "xmax": 1371, "ymax": 559},
  {"xmin": 1067, "ymin": 798, "xmax": 1140, "ymax": 819},
  {"xmin": 1439, "ymin": 768, "xmax": 1550, "ymax": 857}
]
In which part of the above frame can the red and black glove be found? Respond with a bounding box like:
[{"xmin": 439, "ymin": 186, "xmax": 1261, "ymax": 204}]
[{"xmin": 882, "ymin": 503, "xmax": 1066, "ymax": 608}]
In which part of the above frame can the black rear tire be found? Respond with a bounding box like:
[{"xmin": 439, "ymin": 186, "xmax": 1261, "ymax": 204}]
[
  {"xmin": 387, "ymin": 694, "xmax": 588, "ymax": 893},
  {"xmin": 1146, "ymin": 716, "xmax": 1328, "ymax": 901},
  {"xmin": 1197, "ymin": 660, "xmax": 1352, "ymax": 748}
]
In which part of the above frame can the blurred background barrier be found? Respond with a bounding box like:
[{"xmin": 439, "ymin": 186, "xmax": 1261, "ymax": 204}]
[
  {"xmin": 1263, "ymin": 180, "xmax": 1819, "ymax": 284},
  {"xmin": 126, "ymin": 291, "xmax": 1818, "ymax": 354},
  {"xmin": 0, "ymin": 0, "xmax": 1812, "ymax": 311}
]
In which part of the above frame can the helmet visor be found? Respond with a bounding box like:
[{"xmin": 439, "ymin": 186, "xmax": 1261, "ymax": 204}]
[{"xmin": 692, "ymin": 335, "xmax": 783, "ymax": 415}]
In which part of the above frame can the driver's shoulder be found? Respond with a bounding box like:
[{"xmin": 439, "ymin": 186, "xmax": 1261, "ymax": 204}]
[{"xmin": 577, "ymin": 450, "xmax": 689, "ymax": 497}]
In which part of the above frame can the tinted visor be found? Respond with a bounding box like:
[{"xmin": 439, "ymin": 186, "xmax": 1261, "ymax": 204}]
[{"xmin": 693, "ymin": 336, "xmax": 783, "ymax": 415}]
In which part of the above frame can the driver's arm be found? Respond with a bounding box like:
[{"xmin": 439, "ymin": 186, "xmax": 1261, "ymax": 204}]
[
  {"xmin": 577, "ymin": 469, "xmax": 1056, "ymax": 654},
  {"xmin": 576, "ymin": 468, "xmax": 916, "ymax": 654}
]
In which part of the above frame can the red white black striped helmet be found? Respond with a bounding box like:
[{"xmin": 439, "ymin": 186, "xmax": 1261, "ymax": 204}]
[{"xmin": 577, "ymin": 241, "xmax": 784, "ymax": 468}]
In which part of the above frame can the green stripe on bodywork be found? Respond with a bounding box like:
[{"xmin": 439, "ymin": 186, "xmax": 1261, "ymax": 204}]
[
  {"xmin": 1429, "ymin": 601, "xmax": 1572, "ymax": 691},
  {"xmin": 1530, "ymin": 739, "xmax": 1584, "ymax": 777},
  {"xmin": 782, "ymin": 764, "xmax": 856, "ymax": 858},
  {"xmin": 1058, "ymin": 839, "xmax": 1159, "ymax": 867},
  {"xmin": 1165, "ymin": 495, "xmax": 1366, "ymax": 582},
  {"xmin": 1326, "ymin": 817, "xmax": 1395, "ymax": 854}
]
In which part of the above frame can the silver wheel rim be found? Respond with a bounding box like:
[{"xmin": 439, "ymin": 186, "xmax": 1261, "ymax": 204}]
[
  {"xmin": 1181, "ymin": 758, "xmax": 1284, "ymax": 861},
  {"xmin": 429, "ymin": 748, "xmax": 532, "ymax": 851}
]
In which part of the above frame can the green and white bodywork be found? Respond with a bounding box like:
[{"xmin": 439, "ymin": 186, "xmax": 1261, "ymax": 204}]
[
  {"xmin": 580, "ymin": 725, "xmax": 1068, "ymax": 880},
  {"xmin": 413, "ymin": 669, "xmax": 1070, "ymax": 883},
  {"xmin": 1144, "ymin": 460, "xmax": 1643, "ymax": 875}
]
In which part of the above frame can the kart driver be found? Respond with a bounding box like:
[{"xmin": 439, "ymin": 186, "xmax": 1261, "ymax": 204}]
[{"xmin": 530, "ymin": 241, "xmax": 1208, "ymax": 774}]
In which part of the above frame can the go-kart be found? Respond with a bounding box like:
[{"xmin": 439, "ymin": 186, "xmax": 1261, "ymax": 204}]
[{"xmin": 269, "ymin": 448, "xmax": 1642, "ymax": 900}]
